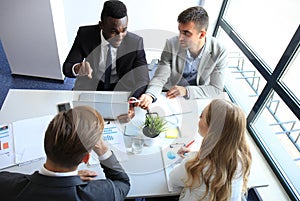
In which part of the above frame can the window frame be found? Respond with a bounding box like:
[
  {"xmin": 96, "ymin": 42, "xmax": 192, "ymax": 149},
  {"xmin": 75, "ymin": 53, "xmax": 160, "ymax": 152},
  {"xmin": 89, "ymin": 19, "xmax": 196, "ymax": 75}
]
[{"xmin": 213, "ymin": 0, "xmax": 300, "ymax": 200}]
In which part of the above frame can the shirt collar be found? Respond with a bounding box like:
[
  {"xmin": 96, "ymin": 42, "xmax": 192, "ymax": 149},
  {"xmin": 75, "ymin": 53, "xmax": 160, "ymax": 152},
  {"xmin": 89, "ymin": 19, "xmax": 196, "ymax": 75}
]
[
  {"xmin": 101, "ymin": 30, "xmax": 110, "ymax": 47},
  {"xmin": 39, "ymin": 165, "xmax": 78, "ymax": 177},
  {"xmin": 187, "ymin": 42, "xmax": 206, "ymax": 60}
]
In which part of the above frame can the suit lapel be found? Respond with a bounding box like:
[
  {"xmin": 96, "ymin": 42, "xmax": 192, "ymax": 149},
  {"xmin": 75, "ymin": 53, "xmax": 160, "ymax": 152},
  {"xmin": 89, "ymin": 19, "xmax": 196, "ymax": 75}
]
[
  {"xmin": 197, "ymin": 38, "xmax": 212, "ymax": 84},
  {"xmin": 176, "ymin": 47, "xmax": 187, "ymax": 73},
  {"xmin": 172, "ymin": 47, "xmax": 187, "ymax": 84}
]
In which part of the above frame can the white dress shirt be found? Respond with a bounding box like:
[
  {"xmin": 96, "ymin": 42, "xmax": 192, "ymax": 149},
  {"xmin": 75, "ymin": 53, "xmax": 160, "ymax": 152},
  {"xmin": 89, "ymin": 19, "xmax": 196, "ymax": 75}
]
[
  {"xmin": 99, "ymin": 32, "xmax": 118, "ymax": 83},
  {"xmin": 39, "ymin": 150, "xmax": 112, "ymax": 177}
]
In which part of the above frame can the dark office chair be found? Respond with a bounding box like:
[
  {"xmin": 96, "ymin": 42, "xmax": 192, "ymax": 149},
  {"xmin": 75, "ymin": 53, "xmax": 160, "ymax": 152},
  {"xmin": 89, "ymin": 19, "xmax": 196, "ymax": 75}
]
[{"xmin": 244, "ymin": 185, "xmax": 268, "ymax": 201}]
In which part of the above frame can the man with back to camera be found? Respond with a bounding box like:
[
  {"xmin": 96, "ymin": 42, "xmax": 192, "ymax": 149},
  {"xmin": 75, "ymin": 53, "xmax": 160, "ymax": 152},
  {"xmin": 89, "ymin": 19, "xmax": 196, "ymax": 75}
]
[
  {"xmin": 0, "ymin": 106, "xmax": 130, "ymax": 201},
  {"xmin": 63, "ymin": 0, "xmax": 149, "ymax": 99},
  {"xmin": 138, "ymin": 6, "xmax": 228, "ymax": 110}
]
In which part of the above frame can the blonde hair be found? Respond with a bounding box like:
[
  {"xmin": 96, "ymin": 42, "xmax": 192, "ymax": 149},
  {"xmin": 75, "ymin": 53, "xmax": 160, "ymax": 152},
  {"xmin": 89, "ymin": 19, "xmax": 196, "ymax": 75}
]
[
  {"xmin": 44, "ymin": 106, "xmax": 104, "ymax": 168},
  {"xmin": 184, "ymin": 99, "xmax": 252, "ymax": 201}
]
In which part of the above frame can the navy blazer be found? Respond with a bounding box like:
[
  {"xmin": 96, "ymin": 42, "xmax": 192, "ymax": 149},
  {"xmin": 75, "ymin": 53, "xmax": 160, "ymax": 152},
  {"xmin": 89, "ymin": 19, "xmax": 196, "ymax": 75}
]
[
  {"xmin": 0, "ymin": 153, "xmax": 130, "ymax": 201},
  {"xmin": 63, "ymin": 25, "xmax": 149, "ymax": 98}
]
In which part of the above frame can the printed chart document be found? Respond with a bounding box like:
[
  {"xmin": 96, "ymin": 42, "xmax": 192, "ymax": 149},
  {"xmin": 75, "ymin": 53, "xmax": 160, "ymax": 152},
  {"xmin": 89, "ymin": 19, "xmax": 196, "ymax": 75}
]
[
  {"xmin": 88, "ymin": 122, "xmax": 128, "ymax": 165},
  {"xmin": 0, "ymin": 124, "xmax": 14, "ymax": 169},
  {"xmin": 0, "ymin": 115, "xmax": 53, "ymax": 169}
]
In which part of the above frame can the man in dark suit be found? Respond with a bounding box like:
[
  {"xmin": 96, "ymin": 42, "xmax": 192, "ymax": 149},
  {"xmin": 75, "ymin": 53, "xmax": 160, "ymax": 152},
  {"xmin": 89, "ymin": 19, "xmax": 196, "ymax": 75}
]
[
  {"xmin": 63, "ymin": 0, "xmax": 149, "ymax": 98},
  {"xmin": 0, "ymin": 106, "xmax": 130, "ymax": 201}
]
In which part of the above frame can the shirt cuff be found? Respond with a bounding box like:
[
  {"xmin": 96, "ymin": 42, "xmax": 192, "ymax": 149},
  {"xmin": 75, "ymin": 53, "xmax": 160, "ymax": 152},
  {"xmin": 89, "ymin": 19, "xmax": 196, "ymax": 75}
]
[
  {"xmin": 98, "ymin": 150, "xmax": 112, "ymax": 161},
  {"xmin": 184, "ymin": 87, "xmax": 190, "ymax": 100},
  {"xmin": 72, "ymin": 63, "xmax": 80, "ymax": 77},
  {"xmin": 146, "ymin": 92, "xmax": 157, "ymax": 102}
]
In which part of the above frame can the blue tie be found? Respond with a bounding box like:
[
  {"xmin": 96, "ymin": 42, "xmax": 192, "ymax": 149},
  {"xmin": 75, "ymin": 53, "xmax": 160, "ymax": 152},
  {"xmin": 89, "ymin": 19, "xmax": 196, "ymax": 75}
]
[{"xmin": 104, "ymin": 44, "xmax": 112, "ymax": 90}]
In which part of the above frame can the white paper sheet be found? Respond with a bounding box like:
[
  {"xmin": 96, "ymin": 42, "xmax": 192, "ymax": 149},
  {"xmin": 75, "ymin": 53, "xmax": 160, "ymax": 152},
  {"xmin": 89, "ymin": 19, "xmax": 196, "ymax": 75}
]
[{"xmin": 12, "ymin": 115, "xmax": 53, "ymax": 164}]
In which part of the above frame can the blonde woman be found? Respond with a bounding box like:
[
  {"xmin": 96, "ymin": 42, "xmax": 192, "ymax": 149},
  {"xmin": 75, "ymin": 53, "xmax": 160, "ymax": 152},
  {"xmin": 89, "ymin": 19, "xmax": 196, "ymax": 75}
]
[{"xmin": 170, "ymin": 99, "xmax": 252, "ymax": 201}]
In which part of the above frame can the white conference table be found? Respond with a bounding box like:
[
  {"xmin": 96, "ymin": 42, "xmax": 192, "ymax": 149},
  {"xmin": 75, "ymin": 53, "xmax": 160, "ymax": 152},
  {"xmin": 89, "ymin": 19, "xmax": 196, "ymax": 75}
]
[{"xmin": 0, "ymin": 89, "xmax": 214, "ymax": 198}]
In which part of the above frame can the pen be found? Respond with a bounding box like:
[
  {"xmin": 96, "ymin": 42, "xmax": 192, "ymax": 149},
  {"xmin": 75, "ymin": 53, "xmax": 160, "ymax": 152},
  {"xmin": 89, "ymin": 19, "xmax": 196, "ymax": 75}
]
[
  {"xmin": 127, "ymin": 97, "xmax": 141, "ymax": 104},
  {"xmin": 185, "ymin": 139, "xmax": 195, "ymax": 148},
  {"xmin": 127, "ymin": 99, "xmax": 141, "ymax": 104},
  {"xmin": 169, "ymin": 140, "xmax": 195, "ymax": 148}
]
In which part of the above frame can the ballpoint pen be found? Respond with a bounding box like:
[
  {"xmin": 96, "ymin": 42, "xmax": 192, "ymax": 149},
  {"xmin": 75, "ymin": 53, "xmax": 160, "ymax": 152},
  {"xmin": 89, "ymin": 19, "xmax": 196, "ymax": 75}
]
[
  {"xmin": 181, "ymin": 139, "xmax": 195, "ymax": 156},
  {"xmin": 185, "ymin": 139, "xmax": 195, "ymax": 148},
  {"xmin": 127, "ymin": 97, "xmax": 141, "ymax": 104},
  {"xmin": 169, "ymin": 139, "xmax": 195, "ymax": 148},
  {"xmin": 128, "ymin": 99, "xmax": 141, "ymax": 104}
]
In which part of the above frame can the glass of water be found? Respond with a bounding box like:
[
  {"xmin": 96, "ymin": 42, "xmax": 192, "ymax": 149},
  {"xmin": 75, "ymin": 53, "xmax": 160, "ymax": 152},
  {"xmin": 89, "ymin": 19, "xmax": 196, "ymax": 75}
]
[{"xmin": 131, "ymin": 135, "xmax": 144, "ymax": 154}]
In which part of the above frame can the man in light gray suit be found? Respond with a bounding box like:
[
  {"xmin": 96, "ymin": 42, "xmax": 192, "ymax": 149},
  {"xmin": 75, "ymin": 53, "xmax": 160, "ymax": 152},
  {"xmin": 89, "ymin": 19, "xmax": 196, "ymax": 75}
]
[{"xmin": 138, "ymin": 6, "xmax": 228, "ymax": 109}]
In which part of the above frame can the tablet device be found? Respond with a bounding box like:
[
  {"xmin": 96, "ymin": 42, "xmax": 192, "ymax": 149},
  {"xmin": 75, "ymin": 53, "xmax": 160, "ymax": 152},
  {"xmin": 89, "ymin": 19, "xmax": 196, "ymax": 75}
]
[{"xmin": 72, "ymin": 91, "xmax": 130, "ymax": 120}]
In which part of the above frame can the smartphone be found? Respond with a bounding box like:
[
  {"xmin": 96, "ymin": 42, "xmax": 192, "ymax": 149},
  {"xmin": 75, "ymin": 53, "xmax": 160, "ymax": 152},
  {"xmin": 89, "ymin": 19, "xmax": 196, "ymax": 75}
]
[{"xmin": 57, "ymin": 102, "xmax": 71, "ymax": 112}]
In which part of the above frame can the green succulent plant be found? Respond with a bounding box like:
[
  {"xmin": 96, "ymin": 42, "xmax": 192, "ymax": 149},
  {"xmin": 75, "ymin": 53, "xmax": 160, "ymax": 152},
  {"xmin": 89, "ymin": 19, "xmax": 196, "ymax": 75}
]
[{"xmin": 143, "ymin": 113, "xmax": 167, "ymax": 138}]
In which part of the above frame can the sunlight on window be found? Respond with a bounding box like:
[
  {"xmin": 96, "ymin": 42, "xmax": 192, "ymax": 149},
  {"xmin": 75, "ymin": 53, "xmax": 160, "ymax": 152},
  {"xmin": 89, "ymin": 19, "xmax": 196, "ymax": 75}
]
[
  {"xmin": 223, "ymin": 0, "xmax": 300, "ymax": 71},
  {"xmin": 253, "ymin": 91, "xmax": 300, "ymax": 189},
  {"xmin": 281, "ymin": 48, "xmax": 300, "ymax": 102}
]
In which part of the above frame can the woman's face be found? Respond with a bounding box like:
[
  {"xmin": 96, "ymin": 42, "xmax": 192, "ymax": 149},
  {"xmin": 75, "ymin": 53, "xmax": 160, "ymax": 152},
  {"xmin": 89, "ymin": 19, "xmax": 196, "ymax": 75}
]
[{"xmin": 198, "ymin": 106, "xmax": 209, "ymax": 137}]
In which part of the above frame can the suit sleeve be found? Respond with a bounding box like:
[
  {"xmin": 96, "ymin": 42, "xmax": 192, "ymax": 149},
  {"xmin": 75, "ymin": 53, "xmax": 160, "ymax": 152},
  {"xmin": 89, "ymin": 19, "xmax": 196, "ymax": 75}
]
[
  {"xmin": 131, "ymin": 37, "xmax": 149, "ymax": 98},
  {"xmin": 63, "ymin": 28, "xmax": 85, "ymax": 78},
  {"xmin": 100, "ymin": 152, "xmax": 130, "ymax": 199},
  {"xmin": 145, "ymin": 39, "xmax": 172, "ymax": 98}
]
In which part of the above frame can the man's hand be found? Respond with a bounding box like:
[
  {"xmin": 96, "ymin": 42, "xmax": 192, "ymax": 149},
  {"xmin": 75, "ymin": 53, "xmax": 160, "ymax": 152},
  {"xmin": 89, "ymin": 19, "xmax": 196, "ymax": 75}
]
[
  {"xmin": 138, "ymin": 94, "xmax": 153, "ymax": 110},
  {"xmin": 117, "ymin": 104, "xmax": 135, "ymax": 124},
  {"xmin": 74, "ymin": 61, "xmax": 93, "ymax": 79},
  {"xmin": 93, "ymin": 137, "xmax": 109, "ymax": 157},
  {"xmin": 78, "ymin": 170, "xmax": 98, "ymax": 181},
  {"xmin": 166, "ymin": 85, "xmax": 187, "ymax": 99}
]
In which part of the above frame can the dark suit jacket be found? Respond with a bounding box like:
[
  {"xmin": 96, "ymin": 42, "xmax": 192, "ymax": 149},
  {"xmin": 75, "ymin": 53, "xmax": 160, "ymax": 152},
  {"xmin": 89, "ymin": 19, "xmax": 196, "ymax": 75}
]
[
  {"xmin": 63, "ymin": 25, "xmax": 149, "ymax": 98},
  {"xmin": 0, "ymin": 153, "xmax": 130, "ymax": 201}
]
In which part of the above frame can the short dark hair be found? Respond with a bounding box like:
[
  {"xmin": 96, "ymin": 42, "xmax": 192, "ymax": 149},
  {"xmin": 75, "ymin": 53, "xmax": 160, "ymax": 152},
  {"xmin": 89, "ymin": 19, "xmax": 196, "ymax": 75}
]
[
  {"xmin": 177, "ymin": 6, "xmax": 209, "ymax": 31},
  {"xmin": 44, "ymin": 106, "xmax": 104, "ymax": 168},
  {"xmin": 101, "ymin": 0, "xmax": 127, "ymax": 21}
]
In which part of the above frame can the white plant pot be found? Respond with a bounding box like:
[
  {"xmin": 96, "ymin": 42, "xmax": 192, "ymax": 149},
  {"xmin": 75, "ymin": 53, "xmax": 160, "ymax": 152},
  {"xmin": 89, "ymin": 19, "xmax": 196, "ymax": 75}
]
[{"xmin": 143, "ymin": 136, "xmax": 155, "ymax": 146}]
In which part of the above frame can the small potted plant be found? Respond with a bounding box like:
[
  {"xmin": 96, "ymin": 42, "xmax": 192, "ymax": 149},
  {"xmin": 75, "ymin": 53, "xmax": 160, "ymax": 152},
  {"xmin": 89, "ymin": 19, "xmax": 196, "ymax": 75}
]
[{"xmin": 142, "ymin": 112, "xmax": 167, "ymax": 138}]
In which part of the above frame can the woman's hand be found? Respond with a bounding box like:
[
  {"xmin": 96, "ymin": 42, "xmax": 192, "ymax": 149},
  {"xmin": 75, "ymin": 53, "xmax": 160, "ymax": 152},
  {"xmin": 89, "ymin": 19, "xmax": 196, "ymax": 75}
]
[{"xmin": 177, "ymin": 146, "xmax": 191, "ymax": 158}]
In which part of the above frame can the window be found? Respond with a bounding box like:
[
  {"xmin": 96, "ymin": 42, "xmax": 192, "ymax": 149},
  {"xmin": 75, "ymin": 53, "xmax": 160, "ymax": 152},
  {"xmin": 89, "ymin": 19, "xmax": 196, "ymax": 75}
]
[
  {"xmin": 214, "ymin": 0, "xmax": 300, "ymax": 200},
  {"xmin": 281, "ymin": 48, "xmax": 300, "ymax": 103},
  {"xmin": 223, "ymin": 0, "xmax": 300, "ymax": 71},
  {"xmin": 218, "ymin": 29, "xmax": 267, "ymax": 115},
  {"xmin": 252, "ymin": 91, "xmax": 300, "ymax": 192}
]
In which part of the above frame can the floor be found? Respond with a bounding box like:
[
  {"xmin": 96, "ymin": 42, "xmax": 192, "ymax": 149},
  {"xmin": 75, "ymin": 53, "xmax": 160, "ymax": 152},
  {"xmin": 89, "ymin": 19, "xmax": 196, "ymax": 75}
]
[{"xmin": 0, "ymin": 41, "xmax": 75, "ymax": 110}]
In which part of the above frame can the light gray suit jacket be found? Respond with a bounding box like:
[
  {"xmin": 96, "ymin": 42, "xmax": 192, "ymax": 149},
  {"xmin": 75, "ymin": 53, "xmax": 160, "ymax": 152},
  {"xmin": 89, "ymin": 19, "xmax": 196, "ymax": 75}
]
[{"xmin": 146, "ymin": 36, "xmax": 228, "ymax": 99}]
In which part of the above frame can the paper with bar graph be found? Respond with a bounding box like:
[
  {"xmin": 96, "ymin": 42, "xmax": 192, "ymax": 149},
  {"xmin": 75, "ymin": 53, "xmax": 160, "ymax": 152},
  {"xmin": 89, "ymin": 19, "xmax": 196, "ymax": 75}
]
[{"xmin": 88, "ymin": 122, "xmax": 127, "ymax": 165}]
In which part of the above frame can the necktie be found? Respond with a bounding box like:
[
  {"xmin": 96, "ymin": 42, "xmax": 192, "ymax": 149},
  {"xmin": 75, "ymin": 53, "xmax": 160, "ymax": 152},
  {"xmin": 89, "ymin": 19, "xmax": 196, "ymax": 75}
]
[{"xmin": 104, "ymin": 44, "xmax": 112, "ymax": 90}]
